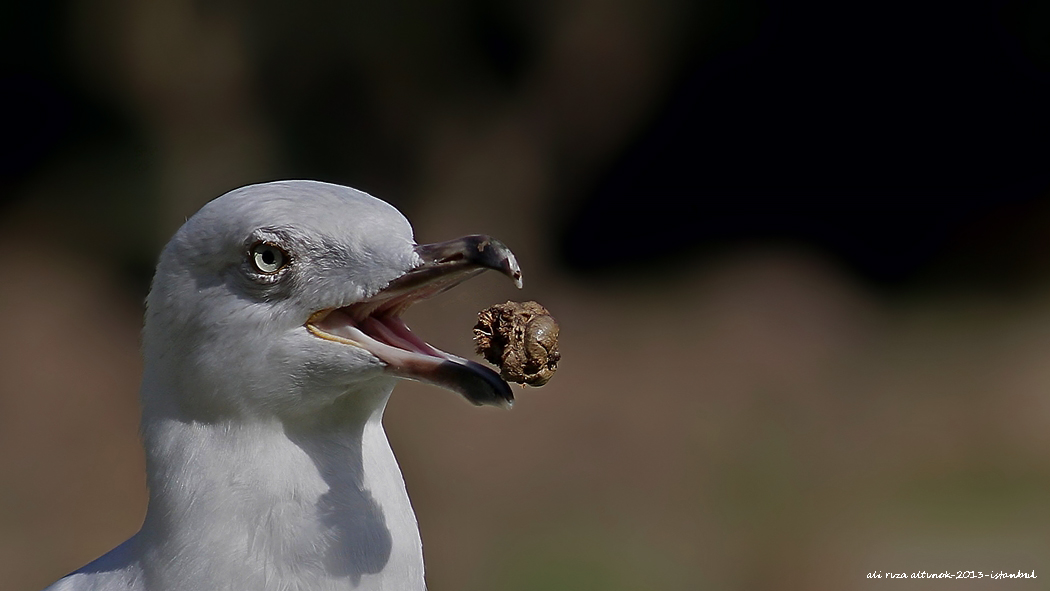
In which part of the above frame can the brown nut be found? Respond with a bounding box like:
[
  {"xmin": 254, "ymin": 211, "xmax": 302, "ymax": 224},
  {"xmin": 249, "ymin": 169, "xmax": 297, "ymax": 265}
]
[{"xmin": 474, "ymin": 301, "xmax": 560, "ymax": 386}]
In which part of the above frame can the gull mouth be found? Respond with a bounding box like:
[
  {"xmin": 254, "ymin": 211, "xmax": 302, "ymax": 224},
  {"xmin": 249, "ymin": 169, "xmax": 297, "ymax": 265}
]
[{"xmin": 305, "ymin": 235, "xmax": 521, "ymax": 407}]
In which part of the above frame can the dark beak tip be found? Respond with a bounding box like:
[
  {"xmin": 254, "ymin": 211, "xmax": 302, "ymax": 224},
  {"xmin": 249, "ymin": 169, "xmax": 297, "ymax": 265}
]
[
  {"xmin": 413, "ymin": 234, "xmax": 524, "ymax": 289},
  {"xmin": 467, "ymin": 392, "xmax": 515, "ymax": 409},
  {"xmin": 473, "ymin": 235, "xmax": 523, "ymax": 289},
  {"xmin": 459, "ymin": 360, "xmax": 515, "ymax": 408}
]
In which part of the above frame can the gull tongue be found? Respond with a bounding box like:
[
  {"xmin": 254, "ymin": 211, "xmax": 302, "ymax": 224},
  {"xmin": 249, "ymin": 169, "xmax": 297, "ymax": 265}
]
[
  {"xmin": 360, "ymin": 316, "xmax": 446, "ymax": 358},
  {"xmin": 307, "ymin": 310, "xmax": 513, "ymax": 407}
]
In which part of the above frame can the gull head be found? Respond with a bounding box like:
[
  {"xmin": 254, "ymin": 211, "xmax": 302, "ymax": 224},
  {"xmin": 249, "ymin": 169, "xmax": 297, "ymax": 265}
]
[{"xmin": 142, "ymin": 180, "xmax": 521, "ymax": 422}]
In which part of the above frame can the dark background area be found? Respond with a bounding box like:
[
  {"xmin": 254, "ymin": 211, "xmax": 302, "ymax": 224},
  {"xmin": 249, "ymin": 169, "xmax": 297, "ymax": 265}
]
[
  {"xmin": 566, "ymin": 0, "xmax": 1050, "ymax": 283},
  {"xmin": 3, "ymin": 1, "xmax": 1050, "ymax": 589},
  {"xmin": 6, "ymin": 0, "xmax": 1050, "ymax": 289}
]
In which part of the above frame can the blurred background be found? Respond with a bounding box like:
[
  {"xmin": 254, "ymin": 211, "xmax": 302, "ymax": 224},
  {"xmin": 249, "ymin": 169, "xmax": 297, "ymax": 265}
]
[{"xmin": 3, "ymin": 0, "xmax": 1050, "ymax": 589}]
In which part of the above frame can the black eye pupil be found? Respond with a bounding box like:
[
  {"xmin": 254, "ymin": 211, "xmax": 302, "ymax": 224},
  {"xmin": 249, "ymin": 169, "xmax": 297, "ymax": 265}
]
[{"xmin": 262, "ymin": 250, "xmax": 275, "ymax": 265}]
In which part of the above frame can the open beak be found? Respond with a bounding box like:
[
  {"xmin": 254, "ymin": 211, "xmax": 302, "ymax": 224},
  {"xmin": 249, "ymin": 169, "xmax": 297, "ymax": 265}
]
[{"xmin": 305, "ymin": 235, "xmax": 522, "ymax": 407}]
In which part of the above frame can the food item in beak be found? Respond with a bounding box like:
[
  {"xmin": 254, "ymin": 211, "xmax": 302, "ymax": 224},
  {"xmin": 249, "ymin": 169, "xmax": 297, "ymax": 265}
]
[{"xmin": 473, "ymin": 301, "xmax": 560, "ymax": 386}]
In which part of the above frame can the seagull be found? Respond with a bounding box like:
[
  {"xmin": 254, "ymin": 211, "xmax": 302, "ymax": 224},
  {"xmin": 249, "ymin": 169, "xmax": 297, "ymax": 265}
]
[{"xmin": 45, "ymin": 180, "xmax": 523, "ymax": 591}]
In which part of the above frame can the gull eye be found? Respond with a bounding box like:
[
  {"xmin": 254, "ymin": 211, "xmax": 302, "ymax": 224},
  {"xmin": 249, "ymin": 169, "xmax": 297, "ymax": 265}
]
[{"xmin": 250, "ymin": 242, "xmax": 288, "ymax": 274}]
